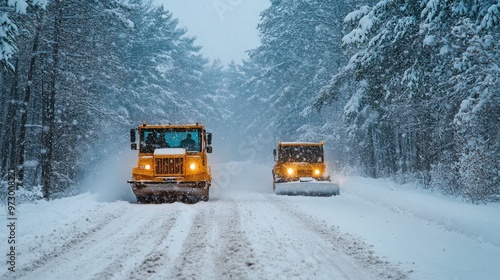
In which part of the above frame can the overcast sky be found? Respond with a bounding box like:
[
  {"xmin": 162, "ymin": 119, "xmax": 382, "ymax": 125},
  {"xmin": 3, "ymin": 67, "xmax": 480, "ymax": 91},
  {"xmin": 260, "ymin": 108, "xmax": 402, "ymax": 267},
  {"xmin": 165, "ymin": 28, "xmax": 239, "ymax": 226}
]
[{"xmin": 152, "ymin": 0, "xmax": 270, "ymax": 64}]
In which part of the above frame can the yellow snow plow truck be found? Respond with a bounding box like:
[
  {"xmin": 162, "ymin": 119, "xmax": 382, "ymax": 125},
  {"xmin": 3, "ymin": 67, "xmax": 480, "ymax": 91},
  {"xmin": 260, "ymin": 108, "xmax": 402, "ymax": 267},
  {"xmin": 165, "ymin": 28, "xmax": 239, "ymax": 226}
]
[
  {"xmin": 272, "ymin": 141, "xmax": 339, "ymax": 196},
  {"xmin": 128, "ymin": 123, "xmax": 212, "ymax": 203}
]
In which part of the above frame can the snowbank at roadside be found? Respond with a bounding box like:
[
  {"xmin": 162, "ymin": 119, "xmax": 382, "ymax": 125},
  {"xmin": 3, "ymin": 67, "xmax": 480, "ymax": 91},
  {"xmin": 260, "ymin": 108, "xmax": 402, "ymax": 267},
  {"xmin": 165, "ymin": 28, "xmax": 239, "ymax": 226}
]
[{"xmin": 338, "ymin": 176, "xmax": 500, "ymax": 247}]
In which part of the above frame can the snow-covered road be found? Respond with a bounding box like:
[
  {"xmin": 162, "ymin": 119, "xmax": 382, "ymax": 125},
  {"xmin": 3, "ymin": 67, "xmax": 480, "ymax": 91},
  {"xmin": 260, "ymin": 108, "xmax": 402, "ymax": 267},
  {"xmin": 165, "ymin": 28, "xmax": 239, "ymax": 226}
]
[
  {"xmin": 2, "ymin": 194, "xmax": 403, "ymax": 280},
  {"xmin": 2, "ymin": 161, "xmax": 500, "ymax": 280}
]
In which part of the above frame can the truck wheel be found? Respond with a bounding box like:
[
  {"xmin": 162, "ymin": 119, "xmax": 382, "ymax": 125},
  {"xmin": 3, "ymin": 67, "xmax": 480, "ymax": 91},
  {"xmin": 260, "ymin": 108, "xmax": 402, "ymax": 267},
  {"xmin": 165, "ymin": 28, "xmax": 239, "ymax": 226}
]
[
  {"xmin": 184, "ymin": 196, "xmax": 199, "ymax": 204},
  {"xmin": 200, "ymin": 188, "xmax": 209, "ymax": 202}
]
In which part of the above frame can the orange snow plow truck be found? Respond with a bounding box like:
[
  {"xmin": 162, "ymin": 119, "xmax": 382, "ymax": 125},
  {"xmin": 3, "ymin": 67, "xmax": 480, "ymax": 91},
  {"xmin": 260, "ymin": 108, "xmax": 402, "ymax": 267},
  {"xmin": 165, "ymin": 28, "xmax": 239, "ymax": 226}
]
[
  {"xmin": 128, "ymin": 123, "xmax": 212, "ymax": 203},
  {"xmin": 272, "ymin": 141, "xmax": 339, "ymax": 196}
]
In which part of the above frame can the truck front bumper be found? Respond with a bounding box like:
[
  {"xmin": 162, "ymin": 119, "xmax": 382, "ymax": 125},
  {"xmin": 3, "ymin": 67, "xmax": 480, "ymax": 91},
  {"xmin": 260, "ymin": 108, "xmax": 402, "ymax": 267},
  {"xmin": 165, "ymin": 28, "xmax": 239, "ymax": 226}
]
[{"xmin": 127, "ymin": 180, "xmax": 210, "ymax": 202}]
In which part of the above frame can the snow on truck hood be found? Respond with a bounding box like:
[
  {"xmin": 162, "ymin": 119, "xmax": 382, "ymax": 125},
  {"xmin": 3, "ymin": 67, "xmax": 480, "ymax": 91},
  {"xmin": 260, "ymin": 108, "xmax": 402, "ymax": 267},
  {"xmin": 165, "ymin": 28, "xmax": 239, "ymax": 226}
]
[
  {"xmin": 280, "ymin": 142, "xmax": 322, "ymax": 145},
  {"xmin": 154, "ymin": 148, "xmax": 186, "ymax": 156}
]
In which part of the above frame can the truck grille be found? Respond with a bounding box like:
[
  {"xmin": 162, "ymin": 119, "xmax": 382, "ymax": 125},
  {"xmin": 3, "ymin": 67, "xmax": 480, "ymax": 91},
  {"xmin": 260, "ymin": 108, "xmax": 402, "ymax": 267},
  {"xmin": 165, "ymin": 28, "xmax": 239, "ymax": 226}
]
[
  {"xmin": 297, "ymin": 169, "xmax": 311, "ymax": 177},
  {"xmin": 155, "ymin": 158, "xmax": 183, "ymax": 175}
]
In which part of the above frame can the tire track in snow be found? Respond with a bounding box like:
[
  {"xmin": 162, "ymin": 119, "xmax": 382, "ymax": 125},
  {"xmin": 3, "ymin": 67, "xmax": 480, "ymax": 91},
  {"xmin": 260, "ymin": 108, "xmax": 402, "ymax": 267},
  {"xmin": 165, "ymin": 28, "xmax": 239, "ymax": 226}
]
[
  {"xmin": 265, "ymin": 194, "xmax": 409, "ymax": 280},
  {"xmin": 126, "ymin": 204, "xmax": 199, "ymax": 280},
  {"xmin": 164, "ymin": 200, "xmax": 256, "ymax": 280},
  {"xmin": 226, "ymin": 192, "xmax": 404, "ymax": 280},
  {"xmin": 212, "ymin": 201, "xmax": 257, "ymax": 279},
  {"xmin": 235, "ymin": 193, "xmax": 361, "ymax": 280},
  {"xmin": 10, "ymin": 203, "xmax": 183, "ymax": 280},
  {"xmin": 91, "ymin": 208, "xmax": 184, "ymax": 280},
  {"xmin": 3, "ymin": 203, "xmax": 128, "ymax": 280}
]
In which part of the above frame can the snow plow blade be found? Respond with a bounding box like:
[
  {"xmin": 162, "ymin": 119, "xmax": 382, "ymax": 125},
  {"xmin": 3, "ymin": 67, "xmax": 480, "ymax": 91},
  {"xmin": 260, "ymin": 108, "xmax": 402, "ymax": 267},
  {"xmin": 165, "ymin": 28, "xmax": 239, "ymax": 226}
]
[
  {"xmin": 274, "ymin": 178, "xmax": 339, "ymax": 196},
  {"xmin": 128, "ymin": 180, "xmax": 209, "ymax": 204}
]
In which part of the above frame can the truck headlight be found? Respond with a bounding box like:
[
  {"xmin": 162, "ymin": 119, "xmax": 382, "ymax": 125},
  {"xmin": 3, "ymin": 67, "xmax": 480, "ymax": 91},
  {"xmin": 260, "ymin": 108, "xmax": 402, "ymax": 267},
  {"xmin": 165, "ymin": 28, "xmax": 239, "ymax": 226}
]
[
  {"xmin": 287, "ymin": 168, "xmax": 294, "ymax": 175},
  {"xmin": 139, "ymin": 164, "xmax": 152, "ymax": 170},
  {"xmin": 314, "ymin": 169, "xmax": 321, "ymax": 175},
  {"xmin": 190, "ymin": 163, "xmax": 197, "ymax": 170}
]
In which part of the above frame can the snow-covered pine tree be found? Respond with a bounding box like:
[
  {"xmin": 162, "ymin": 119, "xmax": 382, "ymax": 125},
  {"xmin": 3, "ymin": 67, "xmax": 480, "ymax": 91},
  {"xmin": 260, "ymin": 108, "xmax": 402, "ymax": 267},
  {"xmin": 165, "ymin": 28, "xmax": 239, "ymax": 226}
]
[
  {"xmin": 238, "ymin": 0, "xmax": 351, "ymax": 163},
  {"xmin": 316, "ymin": 0, "xmax": 500, "ymax": 202},
  {"xmin": 0, "ymin": 0, "xmax": 48, "ymax": 186},
  {"xmin": 117, "ymin": 3, "xmax": 210, "ymax": 124}
]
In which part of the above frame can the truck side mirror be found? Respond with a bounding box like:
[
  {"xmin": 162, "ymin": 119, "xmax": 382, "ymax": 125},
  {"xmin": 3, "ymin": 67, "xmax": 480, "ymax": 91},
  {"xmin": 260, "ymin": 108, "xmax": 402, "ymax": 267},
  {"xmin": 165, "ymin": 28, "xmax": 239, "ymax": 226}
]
[
  {"xmin": 207, "ymin": 133, "xmax": 212, "ymax": 145},
  {"xmin": 206, "ymin": 146, "xmax": 212, "ymax": 153},
  {"xmin": 273, "ymin": 149, "xmax": 277, "ymax": 161},
  {"xmin": 131, "ymin": 143, "xmax": 137, "ymax": 150},
  {"xmin": 130, "ymin": 129, "xmax": 136, "ymax": 143}
]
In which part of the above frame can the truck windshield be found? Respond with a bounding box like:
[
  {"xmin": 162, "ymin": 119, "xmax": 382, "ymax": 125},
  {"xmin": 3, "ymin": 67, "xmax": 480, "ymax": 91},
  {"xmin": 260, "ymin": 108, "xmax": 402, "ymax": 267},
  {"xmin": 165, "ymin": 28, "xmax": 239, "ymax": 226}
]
[
  {"xmin": 140, "ymin": 128, "xmax": 202, "ymax": 153},
  {"xmin": 278, "ymin": 146, "xmax": 323, "ymax": 163}
]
